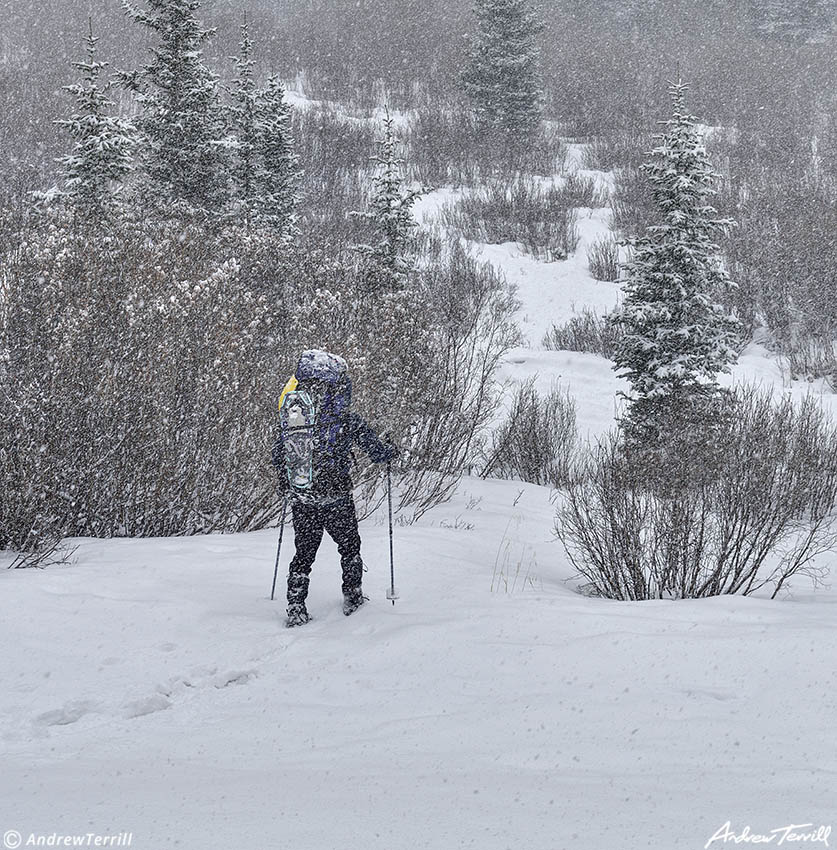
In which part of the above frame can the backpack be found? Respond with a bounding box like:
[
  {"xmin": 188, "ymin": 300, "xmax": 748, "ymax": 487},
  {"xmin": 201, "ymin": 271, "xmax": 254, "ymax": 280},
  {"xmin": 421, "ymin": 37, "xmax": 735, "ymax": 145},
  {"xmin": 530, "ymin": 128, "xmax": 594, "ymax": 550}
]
[{"xmin": 278, "ymin": 350, "xmax": 352, "ymax": 501}]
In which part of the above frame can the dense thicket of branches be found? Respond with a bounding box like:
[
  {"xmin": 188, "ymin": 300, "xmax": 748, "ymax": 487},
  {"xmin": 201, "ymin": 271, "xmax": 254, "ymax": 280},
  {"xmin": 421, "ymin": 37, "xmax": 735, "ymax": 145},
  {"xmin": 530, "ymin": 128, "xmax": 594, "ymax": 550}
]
[{"xmin": 0, "ymin": 0, "xmax": 519, "ymax": 555}]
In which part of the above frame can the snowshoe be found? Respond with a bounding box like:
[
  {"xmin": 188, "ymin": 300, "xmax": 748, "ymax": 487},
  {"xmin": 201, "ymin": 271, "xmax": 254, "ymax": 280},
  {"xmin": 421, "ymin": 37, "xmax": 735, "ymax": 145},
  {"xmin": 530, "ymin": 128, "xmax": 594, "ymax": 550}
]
[
  {"xmin": 342, "ymin": 587, "xmax": 368, "ymax": 616},
  {"xmin": 286, "ymin": 602, "xmax": 310, "ymax": 628}
]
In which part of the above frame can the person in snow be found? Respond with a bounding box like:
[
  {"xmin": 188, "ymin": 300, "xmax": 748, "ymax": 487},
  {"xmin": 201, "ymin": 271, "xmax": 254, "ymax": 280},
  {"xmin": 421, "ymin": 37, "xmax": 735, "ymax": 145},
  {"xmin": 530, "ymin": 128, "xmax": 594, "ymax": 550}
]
[{"xmin": 272, "ymin": 350, "xmax": 398, "ymax": 628}]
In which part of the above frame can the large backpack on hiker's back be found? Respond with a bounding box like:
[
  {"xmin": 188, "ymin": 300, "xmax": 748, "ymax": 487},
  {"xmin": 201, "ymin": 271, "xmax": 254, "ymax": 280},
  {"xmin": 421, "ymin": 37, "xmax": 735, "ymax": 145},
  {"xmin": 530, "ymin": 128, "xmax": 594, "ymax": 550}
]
[{"xmin": 278, "ymin": 350, "xmax": 352, "ymax": 501}]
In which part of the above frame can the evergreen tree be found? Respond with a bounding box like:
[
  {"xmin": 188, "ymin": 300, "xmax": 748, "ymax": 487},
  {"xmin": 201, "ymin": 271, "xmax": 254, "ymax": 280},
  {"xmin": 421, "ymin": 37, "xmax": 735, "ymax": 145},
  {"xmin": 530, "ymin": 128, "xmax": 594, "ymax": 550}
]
[
  {"xmin": 225, "ymin": 18, "xmax": 257, "ymax": 224},
  {"xmin": 121, "ymin": 0, "xmax": 226, "ymax": 216},
  {"xmin": 224, "ymin": 20, "xmax": 300, "ymax": 236},
  {"xmin": 56, "ymin": 21, "xmax": 136, "ymax": 221},
  {"xmin": 612, "ymin": 79, "xmax": 741, "ymax": 454},
  {"xmin": 351, "ymin": 114, "xmax": 423, "ymax": 283},
  {"xmin": 461, "ymin": 0, "xmax": 544, "ymax": 139},
  {"xmin": 250, "ymin": 76, "xmax": 299, "ymax": 235}
]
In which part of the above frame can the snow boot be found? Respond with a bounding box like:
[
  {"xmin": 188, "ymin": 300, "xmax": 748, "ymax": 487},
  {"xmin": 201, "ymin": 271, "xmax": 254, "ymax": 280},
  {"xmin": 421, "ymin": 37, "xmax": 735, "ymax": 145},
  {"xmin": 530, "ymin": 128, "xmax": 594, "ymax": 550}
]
[
  {"xmin": 342, "ymin": 587, "xmax": 368, "ymax": 616},
  {"xmin": 286, "ymin": 601, "xmax": 310, "ymax": 628}
]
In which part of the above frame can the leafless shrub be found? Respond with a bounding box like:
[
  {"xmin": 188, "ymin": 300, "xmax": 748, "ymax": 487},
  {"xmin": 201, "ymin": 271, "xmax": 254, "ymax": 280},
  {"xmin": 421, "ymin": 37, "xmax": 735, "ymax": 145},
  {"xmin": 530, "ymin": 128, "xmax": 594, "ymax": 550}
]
[
  {"xmin": 582, "ymin": 130, "xmax": 651, "ymax": 172},
  {"xmin": 586, "ymin": 235, "xmax": 620, "ymax": 281},
  {"xmin": 784, "ymin": 335, "xmax": 837, "ymax": 388},
  {"xmin": 9, "ymin": 538, "xmax": 77, "ymax": 570},
  {"xmin": 377, "ymin": 237, "xmax": 521, "ymax": 520},
  {"xmin": 561, "ymin": 173, "xmax": 607, "ymax": 208},
  {"xmin": 440, "ymin": 176, "xmax": 586, "ymax": 261},
  {"xmin": 611, "ymin": 166, "xmax": 656, "ymax": 241},
  {"xmin": 291, "ymin": 106, "xmax": 377, "ymax": 254},
  {"xmin": 408, "ymin": 108, "xmax": 567, "ymax": 187},
  {"xmin": 542, "ymin": 309, "xmax": 621, "ymax": 359},
  {"xmin": 481, "ymin": 378, "xmax": 577, "ymax": 488},
  {"xmin": 0, "ymin": 215, "xmax": 517, "ymax": 551},
  {"xmin": 722, "ymin": 174, "xmax": 837, "ymax": 372},
  {"xmin": 556, "ymin": 387, "xmax": 837, "ymax": 600}
]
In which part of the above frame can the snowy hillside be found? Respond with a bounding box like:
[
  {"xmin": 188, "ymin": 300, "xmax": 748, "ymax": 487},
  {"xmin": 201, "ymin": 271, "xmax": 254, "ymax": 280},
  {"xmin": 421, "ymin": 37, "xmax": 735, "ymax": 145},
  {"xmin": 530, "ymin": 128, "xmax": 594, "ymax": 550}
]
[{"xmin": 4, "ymin": 133, "xmax": 837, "ymax": 849}]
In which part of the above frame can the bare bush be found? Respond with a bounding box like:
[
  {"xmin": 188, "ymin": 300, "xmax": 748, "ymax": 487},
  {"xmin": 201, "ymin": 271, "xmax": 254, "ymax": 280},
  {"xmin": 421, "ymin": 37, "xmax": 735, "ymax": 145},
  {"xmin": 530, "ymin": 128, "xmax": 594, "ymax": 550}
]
[
  {"xmin": 586, "ymin": 236, "xmax": 620, "ymax": 281},
  {"xmin": 440, "ymin": 176, "xmax": 586, "ymax": 261},
  {"xmin": 784, "ymin": 335, "xmax": 837, "ymax": 387},
  {"xmin": 307, "ymin": 235, "xmax": 521, "ymax": 521},
  {"xmin": 556, "ymin": 388, "xmax": 837, "ymax": 600},
  {"xmin": 291, "ymin": 106, "xmax": 377, "ymax": 254},
  {"xmin": 542, "ymin": 309, "xmax": 621, "ymax": 359},
  {"xmin": 582, "ymin": 130, "xmax": 651, "ymax": 172},
  {"xmin": 722, "ymin": 173, "xmax": 837, "ymax": 372},
  {"xmin": 408, "ymin": 107, "xmax": 567, "ymax": 187},
  {"xmin": 610, "ymin": 166, "xmax": 656, "ymax": 241},
  {"xmin": 0, "ymin": 212, "xmax": 517, "ymax": 552},
  {"xmin": 481, "ymin": 378, "xmax": 577, "ymax": 488}
]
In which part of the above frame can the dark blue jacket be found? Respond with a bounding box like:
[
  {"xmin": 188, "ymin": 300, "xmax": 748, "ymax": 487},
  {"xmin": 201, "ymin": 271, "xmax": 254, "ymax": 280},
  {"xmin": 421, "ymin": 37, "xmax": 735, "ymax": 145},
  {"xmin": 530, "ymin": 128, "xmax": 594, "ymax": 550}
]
[{"xmin": 272, "ymin": 412, "xmax": 394, "ymax": 502}]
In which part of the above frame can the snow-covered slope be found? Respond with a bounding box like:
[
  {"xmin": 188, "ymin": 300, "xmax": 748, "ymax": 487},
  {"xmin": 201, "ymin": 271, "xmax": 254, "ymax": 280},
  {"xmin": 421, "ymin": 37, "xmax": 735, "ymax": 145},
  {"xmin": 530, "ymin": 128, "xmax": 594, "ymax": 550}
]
[{"xmin": 3, "ymin": 480, "xmax": 835, "ymax": 850}]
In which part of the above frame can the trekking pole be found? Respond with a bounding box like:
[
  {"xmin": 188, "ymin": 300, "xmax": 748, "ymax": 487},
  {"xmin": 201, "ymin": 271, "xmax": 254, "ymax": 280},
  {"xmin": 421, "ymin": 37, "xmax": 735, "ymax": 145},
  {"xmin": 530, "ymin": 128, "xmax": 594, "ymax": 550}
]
[
  {"xmin": 386, "ymin": 460, "xmax": 398, "ymax": 605},
  {"xmin": 270, "ymin": 494, "xmax": 288, "ymax": 601}
]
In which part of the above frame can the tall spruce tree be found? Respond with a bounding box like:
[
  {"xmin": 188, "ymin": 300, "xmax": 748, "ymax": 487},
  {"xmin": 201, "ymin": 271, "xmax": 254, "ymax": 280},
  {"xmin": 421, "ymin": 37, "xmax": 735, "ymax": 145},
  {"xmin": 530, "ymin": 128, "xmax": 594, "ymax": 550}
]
[
  {"xmin": 250, "ymin": 76, "xmax": 299, "ymax": 235},
  {"xmin": 56, "ymin": 21, "xmax": 136, "ymax": 221},
  {"xmin": 461, "ymin": 0, "xmax": 544, "ymax": 139},
  {"xmin": 121, "ymin": 0, "xmax": 226, "ymax": 216},
  {"xmin": 351, "ymin": 113, "xmax": 423, "ymax": 284},
  {"xmin": 224, "ymin": 20, "xmax": 300, "ymax": 236},
  {"xmin": 612, "ymin": 79, "xmax": 741, "ymax": 454},
  {"xmin": 225, "ymin": 18, "xmax": 257, "ymax": 224}
]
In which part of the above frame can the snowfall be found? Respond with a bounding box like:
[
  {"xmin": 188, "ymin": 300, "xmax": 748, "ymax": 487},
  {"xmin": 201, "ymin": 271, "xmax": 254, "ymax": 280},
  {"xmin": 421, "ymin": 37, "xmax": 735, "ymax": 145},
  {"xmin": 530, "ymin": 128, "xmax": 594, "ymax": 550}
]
[{"xmin": 2, "ymin": 127, "xmax": 835, "ymax": 850}]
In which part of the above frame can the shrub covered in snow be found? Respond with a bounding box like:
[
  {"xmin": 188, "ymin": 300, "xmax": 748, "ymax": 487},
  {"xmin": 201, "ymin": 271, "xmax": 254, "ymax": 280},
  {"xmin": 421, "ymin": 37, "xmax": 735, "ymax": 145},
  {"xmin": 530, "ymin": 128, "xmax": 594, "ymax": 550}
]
[
  {"xmin": 556, "ymin": 387, "xmax": 837, "ymax": 600},
  {"xmin": 0, "ymin": 206, "xmax": 517, "ymax": 553}
]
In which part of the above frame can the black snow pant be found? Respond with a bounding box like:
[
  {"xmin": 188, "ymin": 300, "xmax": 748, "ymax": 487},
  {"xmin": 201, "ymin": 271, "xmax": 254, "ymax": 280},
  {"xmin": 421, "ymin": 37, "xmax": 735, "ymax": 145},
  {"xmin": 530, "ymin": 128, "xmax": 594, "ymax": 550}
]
[{"xmin": 286, "ymin": 495, "xmax": 364, "ymax": 605}]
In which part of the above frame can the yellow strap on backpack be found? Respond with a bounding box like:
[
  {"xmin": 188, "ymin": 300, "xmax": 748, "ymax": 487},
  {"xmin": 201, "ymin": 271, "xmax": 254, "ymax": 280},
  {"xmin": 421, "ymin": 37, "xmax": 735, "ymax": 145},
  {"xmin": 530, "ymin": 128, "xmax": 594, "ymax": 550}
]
[{"xmin": 278, "ymin": 375, "xmax": 298, "ymax": 411}]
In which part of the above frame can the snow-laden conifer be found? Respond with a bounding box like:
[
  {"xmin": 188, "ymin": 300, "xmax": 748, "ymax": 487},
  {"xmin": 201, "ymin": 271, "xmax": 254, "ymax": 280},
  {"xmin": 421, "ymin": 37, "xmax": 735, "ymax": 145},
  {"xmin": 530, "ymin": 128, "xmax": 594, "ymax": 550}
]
[
  {"xmin": 612, "ymin": 78, "xmax": 741, "ymax": 453},
  {"xmin": 250, "ymin": 76, "xmax": 300, "ymax": 235},
  {"xmin": 121, "ymin": 0, "xmax": 227, "ymax": 216},
  {"xmin": 55, "ymin": 21, "xmax": 136, "ymax": 220},
  {"xmin": 223, "ymin": 20, "xmax": 300, "ymax": 236},
  {"xmin": 461, "ymin": 0, "xmax": 544, "ymax": 139},
  {"xmin": 351, "ymin": 113, "xmax": 423, "ymax": 282}
]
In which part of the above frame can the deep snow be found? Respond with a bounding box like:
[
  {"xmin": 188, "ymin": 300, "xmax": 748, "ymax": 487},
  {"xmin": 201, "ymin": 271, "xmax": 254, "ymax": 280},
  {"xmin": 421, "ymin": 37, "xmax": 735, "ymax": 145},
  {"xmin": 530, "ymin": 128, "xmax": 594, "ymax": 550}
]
[{"xmin": 3, "ymin": 479, "xmax": 836, "ymax": 850}]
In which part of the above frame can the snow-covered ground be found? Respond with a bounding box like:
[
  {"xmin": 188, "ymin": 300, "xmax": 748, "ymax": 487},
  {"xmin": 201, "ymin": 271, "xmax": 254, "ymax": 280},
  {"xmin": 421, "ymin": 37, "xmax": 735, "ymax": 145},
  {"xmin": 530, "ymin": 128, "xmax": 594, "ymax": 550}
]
[
  {"xmin": 3, "ymin": 125, "xmax": 836, "ymax": 849},
  {"xmin": 3, "ymin": 479, "xmax": 836, "ymax": 850}
]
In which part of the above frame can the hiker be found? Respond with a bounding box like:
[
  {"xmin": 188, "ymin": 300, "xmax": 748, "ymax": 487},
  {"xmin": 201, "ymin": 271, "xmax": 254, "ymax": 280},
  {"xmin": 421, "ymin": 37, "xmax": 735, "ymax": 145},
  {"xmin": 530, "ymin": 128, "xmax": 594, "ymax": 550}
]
[{"xmin": 272, "ymin": 350, "xmax": 398, "ymax": 627}]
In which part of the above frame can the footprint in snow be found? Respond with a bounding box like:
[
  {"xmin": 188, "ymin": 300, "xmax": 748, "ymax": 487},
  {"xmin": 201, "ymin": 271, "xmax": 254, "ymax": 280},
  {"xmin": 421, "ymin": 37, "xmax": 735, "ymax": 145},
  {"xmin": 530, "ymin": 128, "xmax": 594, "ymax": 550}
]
[
  {"xmin": 213, "ymin": 669, "xmax": 258, "ymax": 688},
  {"xmin": 122, "ymin": 694, "xmax": 171, "ymax": 719},
  {"xmin": 35, "ymin": 700, "xmax": 101, "ymax": 727}
]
